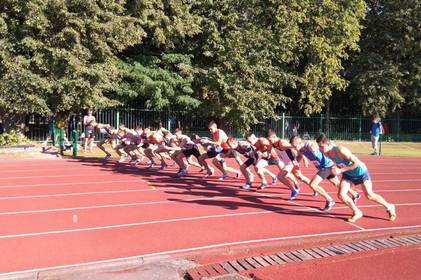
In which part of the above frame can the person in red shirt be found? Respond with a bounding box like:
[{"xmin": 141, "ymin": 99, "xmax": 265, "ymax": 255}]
[{"xmin": 198, "ymin": 121, "xmax": 240, "ymax": 180}]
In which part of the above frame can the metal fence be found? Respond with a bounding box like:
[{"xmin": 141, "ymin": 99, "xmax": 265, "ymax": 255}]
[{"xmin": 20, "ymin": 109, "xmax": 421, "ymax": 142}]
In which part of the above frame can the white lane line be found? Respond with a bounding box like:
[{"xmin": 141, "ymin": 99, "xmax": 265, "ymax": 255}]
[
  {"xmin": 346, "ymin": 222, "xmax": 366, "ymax": 230},
  {"xmin": 280, "ymin": 193, "xmax": 366, "ymax": 231},
  {"xmin": 1, "ymin": 178, "xmax": 420, "ymax": 190},
  {"xmin": 0, "ymin": 193, "xmax": 270, "ymax": 215},
  {"xmin": 2, "ymin": 167, "xmax": 112, "ymax": 173},
  {"xmin": 3, "ymin": 171, "xmax": 421, "ymax": 180},
  {"xmin": 0, "ymin": 179, "xmax": 145, "ymax": 189},
  {"xmin": 1, "ymin": 224, "xmax": 421, "ymax": 277},
  {"xmin": 1, "ymin": 186, "xmax": 421, "ymax": 214},
  {"xmin": 0, "ymin": 188, "xmax": 177, "ymax": 200},
  {"xmin": 1, "ymin": 202, "xmax": 420, "ymax": 239},
  {"xmin": 0, "ymin": 173, "xmax": 142, "ymax": 180},
  {"xmin": 1, "ymin": 186, "xmax": 421, "ymax": 201}
]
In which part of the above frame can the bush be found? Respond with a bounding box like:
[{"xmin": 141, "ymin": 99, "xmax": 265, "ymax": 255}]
[{"xmin": 0, "ymin": 130, "xmax": 31, "ymax": 147}]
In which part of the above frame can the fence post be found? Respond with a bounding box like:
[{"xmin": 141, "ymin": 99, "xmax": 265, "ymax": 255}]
[
  {"xmin": 116, "ymin": 110, "xmax": 120, "ymax": 128},
  {"xmin": 281, "ymin": 112, "xmax": 285, "ymax": 139},
  {"xmin": 358, "ymin": 115, "xmax": 362, "ymax": 142},
  {"xmin": 72, "ymin": 130, "xmax": 78, "ymax": 157},
  {"xmin": 59, "ymin": 128, "xmax": 65, "ymax": 156},
  {"xmin": 397, "ymin": 116, "xmax": 400, "ymax": 141},
  {"xmin": 167, "ymin": 112, "xmax": 171, "ymax": 130},
  {"xmin": 320, "ymin": 114, "xmax": 324, "ymax": 133},
  {"xmin": 51, "ymin": 117, "xmax": 56, "ymax": 146}
]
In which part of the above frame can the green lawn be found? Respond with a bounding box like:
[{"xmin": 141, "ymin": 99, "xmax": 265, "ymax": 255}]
[{"xmin": 336, "ymin": 141, "xmax": 421, "ymax": 157}]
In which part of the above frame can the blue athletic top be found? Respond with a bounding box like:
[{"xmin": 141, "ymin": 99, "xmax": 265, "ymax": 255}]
[
  {"xmin": 302, "ymin": 143, "xmax": 334, "ymax": 170},
  {"xmin": 333, "ymin": 146, "xmax": 367, "ymax": 177},
  {"xmin": 371, "ymin": 122, "xmax": 382, "ymax": 137}
]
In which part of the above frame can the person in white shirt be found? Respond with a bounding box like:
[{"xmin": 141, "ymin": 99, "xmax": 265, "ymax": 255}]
[{"xmin": 83, "ymin": 109, "xmax": 96, "ymax": 153}]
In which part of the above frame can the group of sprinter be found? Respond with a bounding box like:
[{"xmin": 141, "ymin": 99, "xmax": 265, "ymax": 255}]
[{"xmin": 85, "ymin": 118, "xmax": 397, "ymax": 224}]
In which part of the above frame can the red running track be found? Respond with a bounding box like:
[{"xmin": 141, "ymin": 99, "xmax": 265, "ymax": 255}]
[{"xmin": 1, "ymin": 156, "xmax": 421, "ymax": 276}]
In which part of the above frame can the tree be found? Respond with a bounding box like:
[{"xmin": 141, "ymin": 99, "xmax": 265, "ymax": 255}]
[
  {"xmin": 188, "ymin": 0, "xmax": 366, "ymax": 131},
  {"xmin": 116, "ymin": 0, "xmax": 202, "ymax": 111},
  {"xmin": 347, "ymin": 0, "xmax": 421, "ymax": 118},
  {"xmin": 0, "ymin": 0, "xmax": 145, "ymax": 130}
]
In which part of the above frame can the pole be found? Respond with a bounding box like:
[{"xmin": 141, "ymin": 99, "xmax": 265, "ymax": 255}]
[
  {"xmin": 72, "ymin": 130, "xmax": 78, "ymax": 157},
  {"xmin": 320, "ymin": 114, "xmax": 324, "ymax": 133},
  {"xmin": 51, "ymin": 117, "xmax": 56, "ymax": 146},
  {"xmin": 116, "ymin": 110, "xmax": 120, "ymax": 128},
  {"xmin": 358, "ymin": 116, "xmax": 362, "ymax": 142},
  {"xmin": 281, "ymin": 112, "xmax": 285, "ymax": 139},
  {"xmin": 59, "ymin": 128, "xmax": 65, "ymax": 156}
]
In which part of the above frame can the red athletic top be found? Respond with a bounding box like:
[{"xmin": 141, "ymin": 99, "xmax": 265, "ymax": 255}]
[
  {"xmin": 148, "ymin": 133, "xmax": 163, "ymax": 145},
  {"xmin": 212, "ymin": 129, "xmax": 230, "ymax": 150}
]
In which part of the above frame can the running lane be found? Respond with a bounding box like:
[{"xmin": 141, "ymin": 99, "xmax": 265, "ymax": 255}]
[{"xmin": 1, "ymin": 156, "xmax": 421, "ymax": 275}]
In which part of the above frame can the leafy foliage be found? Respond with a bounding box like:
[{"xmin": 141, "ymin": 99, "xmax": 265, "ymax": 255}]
[
  {"xmin": 0, "ymin": 0, "xmax": 145, "ymax": 116},
  {"xmin": 0, "ymin": 130, "xmax": 30, "ymax": 146},
  {"xmin": 189, "ymin": 0, "xmax": 366, "ymax": 130},
  {"xmin": 0, "ymin": 0, "xmax": 418, "ymax": 133},
  {"xmin": 348, "ymin": 0, "xmax": 421, "ymax": 117}
]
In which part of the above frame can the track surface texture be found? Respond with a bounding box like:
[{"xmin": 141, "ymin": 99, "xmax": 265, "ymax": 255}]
[{"xmin": 1, "ymin": 155, "xmax": 421, "ymax": 277}]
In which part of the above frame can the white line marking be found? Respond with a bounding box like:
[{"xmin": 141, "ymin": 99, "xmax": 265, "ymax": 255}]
[
  {"xmin": 346, "ymin": 222, "xmax": 365, "ymax": 230},
  {"xmin": 0, "ymin": 194, "xmax": 269, "ymax": 215},
  {"xmin": 1, "ymin": 185, "xmax": 421, "ymax": 214},
  {"xmin": 1, "ymin": 224, "xmax": 421, "ymax": 277},
  {"xmin": 0, "ymin": 188, "xmax": 177, "ymax": 200},
  {"xmin": 283, "ymin": 194, "xmax": 366, "ymax": 231},
  {"xmin": 0, "ymin": 202, "xmax": 420, "ymax": 239},
  {"xmin": 3, "ymin": 170, "xmax": 421, "ymax": 179},
  {"xmin": 0, "ymin": 179, "xmax": 145, "ymax": 189},
  {"xmin": 1, "ymin": 187, "xmax": 421, "ymax": 201},
  {"xmin": 1, "ymin": 178, "xmax": 420, "ymax": 190},
  {"xmin": 0, "ymin": 173, "xmax": 139, "ymax": 180},
  {"xmin": 2, "ymin": 167, "xmax": 102, "ymax": 173}
]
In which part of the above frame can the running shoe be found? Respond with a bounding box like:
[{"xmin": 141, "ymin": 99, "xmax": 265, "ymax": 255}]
[
  {"xmin": 387, "ymin": 204, "xmax": 397, "ymax": 221},
  {"xmin": 271, "ymin": 176, "xmax": 278, "ymax": 186},
  {"xmin": 322, "ymin": 200, "xmax": 335, "ymax": 211},
  {"xmin": 353, "ymin": 193, "xmax": 361, "ymax": 204},
  {"xmin": 257, "ymin": 184, "xmax": 267, "ymax": 191},
  {"xmin": 159, "ymin": 163, "xmax": 168, "ymax": 170},
  {"xmin": 204, "ymin": 168, "xmax": 215, "ymax": 178},
  {"xmin": 290, "ymin": 189, "xmax": 299, "ymax": 200},
  {"xmin": 103, "ymin": 154, "xmax": 111, "ymax": 161},
  {"xmin": 219, "ymin": 173, "xmax": 229, "ymax": 181},
  {"xmin": 177, "ymin": 169, "xmax": 188, "ymax": 177},
  {"xmin": 235, "ymin": 172, "xmax": 241, "ymax": 179},
  {"xmin": 312, "ymin": 191, "xmax": 318, "ymax": 197},
  {"xmin": 118, "ymin": 156, "xmax": 127, "ymax": 163},
  {"xmin": 147, "ymin": 162, "xmax": 156, "ymax": 169},
  {"xmin": 348, "ymin": 211, "xmax": 363, "ymax": 222},
  {"xmin": 242, "ymin": 183, "xmax": 252, "ymax": 190}
]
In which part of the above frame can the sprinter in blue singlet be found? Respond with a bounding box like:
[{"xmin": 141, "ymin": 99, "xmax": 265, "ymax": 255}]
[
  {"xmin": 291, "ymin": 136, "xmax": 337, "ymax": 211},
  {"xmin": 317, "ymin": 134, "xmax": 396, "ymax": 223}
]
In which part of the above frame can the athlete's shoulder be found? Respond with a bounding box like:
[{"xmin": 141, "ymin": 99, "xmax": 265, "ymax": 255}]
[{"xmin": 336, "ymin": 145, "xmax": 353, "ymax": 157}]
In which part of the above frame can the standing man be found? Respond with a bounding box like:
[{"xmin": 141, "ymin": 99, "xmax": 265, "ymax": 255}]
[
  {"xmin": 83, "ymin": 109, "xmax": 96, "ymax": 153},
  {"xmin": 370, "ymin": 117, "xmax": 384, "ymax": 155}
]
